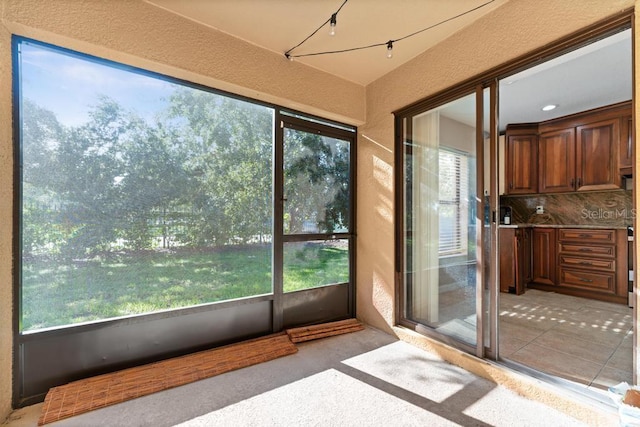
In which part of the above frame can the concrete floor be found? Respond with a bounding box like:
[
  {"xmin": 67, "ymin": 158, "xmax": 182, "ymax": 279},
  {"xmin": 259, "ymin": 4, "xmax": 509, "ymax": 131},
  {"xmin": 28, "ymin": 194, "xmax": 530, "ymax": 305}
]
[{"xmin": 2, "ymin": 326, "xmax": 618, "ymax": 427}]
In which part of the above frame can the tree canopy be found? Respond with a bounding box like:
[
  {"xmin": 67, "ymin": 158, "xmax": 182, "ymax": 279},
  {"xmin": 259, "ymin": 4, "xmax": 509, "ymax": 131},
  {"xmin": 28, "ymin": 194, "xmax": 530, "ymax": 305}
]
[{"xmin": 21, "ymin": 87, "xmax": 350, "ymax": 258}]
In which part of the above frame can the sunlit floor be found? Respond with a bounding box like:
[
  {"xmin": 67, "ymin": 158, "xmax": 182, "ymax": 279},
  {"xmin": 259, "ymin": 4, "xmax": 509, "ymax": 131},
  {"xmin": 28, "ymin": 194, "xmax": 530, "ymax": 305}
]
[
  {"xmin": 500, "ymin": 289, "xmax": 633, "ymax": 392},
  {"xmin": 3, "ymin": 326, "xmax": 591, "ymax": 426}
]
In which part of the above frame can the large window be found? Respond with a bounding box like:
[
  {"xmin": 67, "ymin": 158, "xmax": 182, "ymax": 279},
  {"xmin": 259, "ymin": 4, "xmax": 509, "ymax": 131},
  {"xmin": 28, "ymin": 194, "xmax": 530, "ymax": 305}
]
[
  {"xmin": 17, "ymin": 39, "xmax": 355, "ymax": 335},
  {"xmin": 17, "ymin": 40, "xmax": 280, "ymax": 332}
]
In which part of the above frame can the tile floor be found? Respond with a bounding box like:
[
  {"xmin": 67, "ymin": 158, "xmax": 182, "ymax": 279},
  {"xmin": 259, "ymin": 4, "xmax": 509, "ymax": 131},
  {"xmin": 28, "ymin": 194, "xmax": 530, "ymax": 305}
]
[{"xmin": 499, "ymin": 289, "xmax": 633, "ymax": 392}]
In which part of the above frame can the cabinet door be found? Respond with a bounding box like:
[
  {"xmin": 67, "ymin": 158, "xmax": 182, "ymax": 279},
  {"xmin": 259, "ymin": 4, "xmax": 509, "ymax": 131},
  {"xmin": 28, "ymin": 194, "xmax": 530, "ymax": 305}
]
[
  {"xmin": 531, "ymin": 228, "xmax": 556, "ymax": 286},
  {"xmin": 506, "ymin": 133, "xmax": 537, "ymax": 194},
  {"xmin": 539, "ymin": 129, "xmax": 575, "ymax": 193},
  {"xmin": 576, "ymin": 118, "xmax": 620, "ymax": 191},
  {"xmin": 620, "ymin": 115, "xmax": 633, "ymax": 174},
  {"xmin": 499, "ymin": 228, "xmax": 516, "ymax": 293},
  {"xmin": 521, "ymin": 228, "xmax": 532, "ymax": 285},
  {"xmin": 499, "ymin": 228, "xmax": 528, "ymax": 294}
]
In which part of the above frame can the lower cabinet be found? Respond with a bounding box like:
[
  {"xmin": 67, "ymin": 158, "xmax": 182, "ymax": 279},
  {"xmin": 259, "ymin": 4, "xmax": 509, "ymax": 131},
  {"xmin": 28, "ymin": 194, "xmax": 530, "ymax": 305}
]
[
  {"xmin": 525, "ymin": 227, "xmax": 628, "ymax": 304},
  {"xmin": 531, "ymin": 228, "xmax": 556, "ymax": 286},
  {"xmin": 556, "ymin": 228, "xmax": 627, "ymax": 304},
  {"xmin": 499, "ymin": 227, "xmax": 530, "ymax": 295}
]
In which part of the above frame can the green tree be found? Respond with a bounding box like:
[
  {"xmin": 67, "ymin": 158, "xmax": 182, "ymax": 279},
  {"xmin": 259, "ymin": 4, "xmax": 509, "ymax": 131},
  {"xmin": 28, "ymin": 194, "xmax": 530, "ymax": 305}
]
[
  {"xmin": 167, "ymin": 89, "xmax": 273, "ymax": 245},
  {"xmin": 284, "ymin": 130, "xmax": 350, "ymax": 234},
  {"xmin": 21, "ymin": 99, "xmax": 67, "ymax": 255}
]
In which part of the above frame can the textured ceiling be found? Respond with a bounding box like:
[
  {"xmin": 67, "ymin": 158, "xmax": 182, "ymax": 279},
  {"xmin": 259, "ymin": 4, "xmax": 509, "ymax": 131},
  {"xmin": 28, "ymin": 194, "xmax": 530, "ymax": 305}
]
[
  {"xmin": 146, "ymin": 1, "xmax": 631, "ymax": 130},
  {"xmin": 146, "ymin": 0, "xmax": 509, "ymax": 85}
]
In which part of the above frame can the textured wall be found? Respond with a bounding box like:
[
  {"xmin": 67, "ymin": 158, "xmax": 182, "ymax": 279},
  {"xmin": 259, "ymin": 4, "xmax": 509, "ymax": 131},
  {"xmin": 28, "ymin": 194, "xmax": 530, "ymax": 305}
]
[
  {"xmin": 0, "ymin": 0, "xmax": 637, "ymax": 418},
  {"xmin": 0, "ymin": 6, "xmax": 13, "ymax": 419},
  {"xmin": 357, "ymin": 0, "xmax": 634, "ymax": 332}
]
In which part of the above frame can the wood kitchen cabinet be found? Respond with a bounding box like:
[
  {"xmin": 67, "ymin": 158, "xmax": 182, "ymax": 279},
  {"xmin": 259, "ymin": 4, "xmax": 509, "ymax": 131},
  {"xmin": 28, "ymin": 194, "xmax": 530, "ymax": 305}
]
[
  {"xmin": 505, "ymin": 126, "xmax": 538, "ymax": 194},
  {"xmin": 576, "ymin": 118, "xmax": 620, "ymax": 191},
  {"xmin": 499, "ymin": 227, "xmax": 531, "ymax": 294},
  {"xmin": 620, "ymin": 114, "xmax": 633, "ymax": 175},
  {"xmin": 531, "ymin": 228, "xmax": 556, "ymax": 286},
  {"xmin": 505, "ymin": 101, "xmax": 630, "ymax": 194},
  {"xmin": 525, "ymin": 227, "xmax": 628, "ymax": 304},
  {"xmin": 557, "ymin": 228, "xmax": 627, "ymax": 304},
  {"xmin": 538, "ymin": 129, "xmax": 575, "ymax": 193},
  {"xmin": 538, "ymin": 118, "xmax": 620, "ymax": 193}
]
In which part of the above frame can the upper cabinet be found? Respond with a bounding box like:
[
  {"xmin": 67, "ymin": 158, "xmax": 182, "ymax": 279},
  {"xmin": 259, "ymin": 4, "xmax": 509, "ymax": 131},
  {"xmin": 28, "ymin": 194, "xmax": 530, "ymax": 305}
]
[
  {"xmin": 620, "ymin": 114, "xmax": 633, "ymax": 175},
  {"xmin": 505, "ymin": 126, "xmax": 537, "ymax": 194},
  {"xmin": 538, "ymin": 128, "xmax": 575, "ymax": 193},
  {"xmin": 504, "ymin": 101, "xmax": 631, "ymax": 195},
  {"xmin": 575, "ymin": 118, "xmax": 620, "ymax": 191}
]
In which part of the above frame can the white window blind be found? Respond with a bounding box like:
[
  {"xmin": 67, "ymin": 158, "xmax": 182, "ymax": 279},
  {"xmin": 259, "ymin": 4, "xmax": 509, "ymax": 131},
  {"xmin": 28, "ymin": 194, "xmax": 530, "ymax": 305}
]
[{"xmin": 438, "ymin": 149, "xmax": 469, "ymax": 256}]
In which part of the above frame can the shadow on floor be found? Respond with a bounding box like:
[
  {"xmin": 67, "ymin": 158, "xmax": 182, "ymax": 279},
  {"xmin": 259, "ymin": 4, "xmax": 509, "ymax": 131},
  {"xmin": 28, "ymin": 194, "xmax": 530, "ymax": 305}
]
[{"xmin": 0, "ymin": 327, "xmax": 586, "ymax": 426}]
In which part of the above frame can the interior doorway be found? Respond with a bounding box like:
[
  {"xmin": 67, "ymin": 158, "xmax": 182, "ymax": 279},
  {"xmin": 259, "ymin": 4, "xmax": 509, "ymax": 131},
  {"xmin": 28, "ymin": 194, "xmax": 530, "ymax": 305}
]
[{"xmin": 496, "ymin": 26, "xmax": 634, "ymax": 394}]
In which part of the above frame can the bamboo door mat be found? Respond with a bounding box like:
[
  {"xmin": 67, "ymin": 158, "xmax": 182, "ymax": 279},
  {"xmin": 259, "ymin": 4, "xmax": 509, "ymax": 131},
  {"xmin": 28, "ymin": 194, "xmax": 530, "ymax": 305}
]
[
  {"xmin": 38, "ymin": 333, "xmax": 297, "ymax": 426},
  {"xmin": 286, "ymin": 318, "xmax": 364, "ymax": 343}
]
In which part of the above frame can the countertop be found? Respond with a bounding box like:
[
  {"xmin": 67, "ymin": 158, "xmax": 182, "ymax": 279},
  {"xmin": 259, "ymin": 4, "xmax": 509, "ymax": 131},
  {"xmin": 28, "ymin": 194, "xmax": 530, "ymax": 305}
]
[{"xmin": 498, "ymin": 223, "xmax": 630, "ymax": 230}]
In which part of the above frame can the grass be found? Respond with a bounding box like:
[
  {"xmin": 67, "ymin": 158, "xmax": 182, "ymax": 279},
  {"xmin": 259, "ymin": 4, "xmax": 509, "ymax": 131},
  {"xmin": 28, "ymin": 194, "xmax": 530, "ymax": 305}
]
[{"xmin": 21, "ymin": 242, "xmax": 349, "ymax": 331}]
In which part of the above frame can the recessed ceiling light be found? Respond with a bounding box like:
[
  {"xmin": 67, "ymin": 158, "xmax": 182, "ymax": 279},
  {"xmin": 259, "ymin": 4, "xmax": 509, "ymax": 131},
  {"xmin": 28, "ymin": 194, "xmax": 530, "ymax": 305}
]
[{"xmin": 542, "ymin": 104, "xmax": 557, "ymax": 111}]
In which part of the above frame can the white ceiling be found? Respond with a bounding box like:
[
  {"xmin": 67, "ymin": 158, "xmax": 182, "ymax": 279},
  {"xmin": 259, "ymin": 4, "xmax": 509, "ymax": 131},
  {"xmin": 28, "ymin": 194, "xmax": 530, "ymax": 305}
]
[
  {"xmin": 498, "ymin": 29, "xmax": 632, "ymax": 128},
  {"xmin": 434, "ymin": 29, "xmax": 632, "ymax": 131},
  {"xmin": 146, "ymin": 0, "xmax": 631, "ymax": 131}
]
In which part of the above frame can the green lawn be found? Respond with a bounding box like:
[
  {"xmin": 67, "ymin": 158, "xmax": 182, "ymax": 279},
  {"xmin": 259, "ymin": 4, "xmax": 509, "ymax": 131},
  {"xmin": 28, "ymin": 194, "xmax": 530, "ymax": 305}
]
[{"xmin": 22, "ymin": 242, "xmax": 349, "ymax": 331}]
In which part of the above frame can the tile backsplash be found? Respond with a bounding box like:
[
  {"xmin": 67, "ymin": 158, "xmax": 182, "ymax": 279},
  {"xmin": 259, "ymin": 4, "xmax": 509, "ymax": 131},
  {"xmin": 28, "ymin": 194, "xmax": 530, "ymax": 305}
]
[{"xmin": 501, "ymin": 190, "xmax": 633, "ymax": 227}]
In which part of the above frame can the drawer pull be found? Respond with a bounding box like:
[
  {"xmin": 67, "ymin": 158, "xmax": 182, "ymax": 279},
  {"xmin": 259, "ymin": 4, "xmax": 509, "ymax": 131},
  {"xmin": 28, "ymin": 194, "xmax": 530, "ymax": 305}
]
[
  {"xmin": 579, "ymin": 278, "xmax": 594, "ymax": 283},
  {"xmin": 579, "ymin": 261, "xmax": 592, "ymax": 265},
  {"xmin": 578, "ymin": 248, "xmax": 592, "ymax": 252},
  {"xmin": 579, "ymin": 234, "xmax": 591, "ymax": 238}
]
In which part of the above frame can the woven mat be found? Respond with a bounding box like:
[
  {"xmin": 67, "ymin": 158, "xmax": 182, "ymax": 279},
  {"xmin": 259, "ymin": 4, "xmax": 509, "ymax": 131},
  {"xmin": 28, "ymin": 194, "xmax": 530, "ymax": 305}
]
[
  {"xmin": 38, "ymin": 333, "xmax": 297, "ymax": 426},
  {"xmin": 286, "ymin": 318, "xmax": 364, "ymax": 343}
]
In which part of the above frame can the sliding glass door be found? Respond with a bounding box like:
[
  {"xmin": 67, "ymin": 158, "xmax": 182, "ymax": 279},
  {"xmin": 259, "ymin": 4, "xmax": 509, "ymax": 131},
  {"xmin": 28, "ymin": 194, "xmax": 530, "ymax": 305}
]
[{"xmin": 398, "ymin": 86, "xmax": 494, "ymax": 355}]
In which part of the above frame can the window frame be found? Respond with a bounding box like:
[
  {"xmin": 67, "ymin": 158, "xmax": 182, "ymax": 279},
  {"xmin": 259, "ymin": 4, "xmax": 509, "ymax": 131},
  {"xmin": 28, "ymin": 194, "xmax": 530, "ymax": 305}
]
[{"xmin": 12, "ymin": 35, "xmax": 357, "ymax": 407}]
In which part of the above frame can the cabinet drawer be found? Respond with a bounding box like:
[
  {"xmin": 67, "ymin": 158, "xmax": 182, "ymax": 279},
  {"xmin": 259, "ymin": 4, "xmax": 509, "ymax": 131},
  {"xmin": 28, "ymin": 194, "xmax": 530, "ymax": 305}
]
[
  {"xmin": 558, "ymin": 243, "xmax": 615, "ymax": 257},
  {"xmin": 559, "ymin": 268, "xmax": 615, "ymax": 293},
  {"xmin": 558, "ymin": 255, "xmax": 615, "ymax": 272},
  {"xmin": 558, "ymin": 229, "xmax": 614, "ymax": 243}
]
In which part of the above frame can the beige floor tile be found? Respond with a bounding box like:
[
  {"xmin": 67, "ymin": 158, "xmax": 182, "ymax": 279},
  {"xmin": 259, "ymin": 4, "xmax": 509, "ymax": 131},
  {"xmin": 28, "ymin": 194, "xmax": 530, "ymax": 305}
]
[
  {"xmin": 582, "ymin": 298, "xmax": 633, "ymax": 315},
  {"xmin": 499, "ymin": 288, "xmax": 634, "ymax": 389},
  {"xmin": 570, "ymin": 306, "xmax": 633, "ymax": 331},
  {"xmin": 591, "ymin": 365, "xmax": 633, "ymax": 390},
  {"xmin": 606, "ymin": 346, "xmax": 633, "ymax": 371},
  {"xmin": 619, "ymin": 332, "xmax": 634, "ymax": 349},
  {"xmin": 502, "ymin": 308, "xmax": 583, "ymax": 331},
  {"xmin": 498, "ymin": 334, "xmax": 529, "ymax": 358},
  {"xmin": 509, "ymin": 343, "xmax": 602, "ymax": 385},
  {"xmin": 498, "ymin": 319, "xmax": 546, "ymax": 342},
  {"xmin": 553, "ymin": 320, "xmax": 629, "ymax": 347},
  {"xmin": 531, "ymin": 329, "xmax": 615, "ymax": 365}
]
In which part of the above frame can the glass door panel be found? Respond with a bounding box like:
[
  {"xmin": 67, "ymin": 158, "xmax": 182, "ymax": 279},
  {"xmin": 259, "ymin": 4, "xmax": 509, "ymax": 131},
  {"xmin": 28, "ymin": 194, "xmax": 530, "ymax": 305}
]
[{"xmin": 403, "ymin": 92, "xmax": 479, "ymax": 347}]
